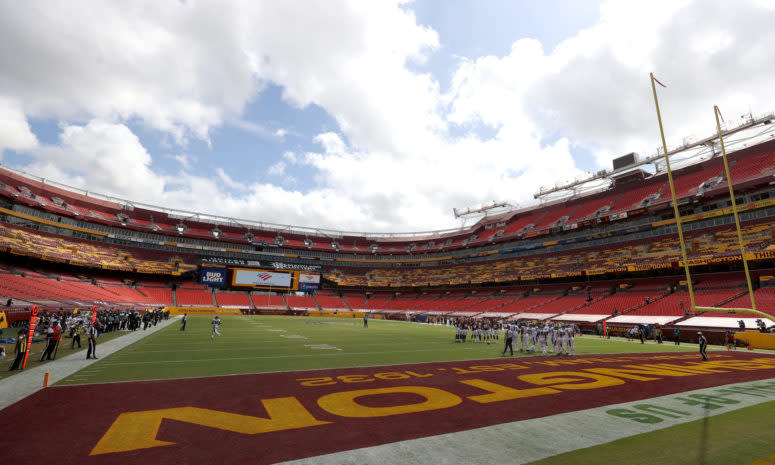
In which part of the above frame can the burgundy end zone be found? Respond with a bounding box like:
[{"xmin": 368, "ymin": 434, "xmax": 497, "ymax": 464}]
[{"xmin": 3, "ymin": 352, "xmax": 775, "ymax": 465}]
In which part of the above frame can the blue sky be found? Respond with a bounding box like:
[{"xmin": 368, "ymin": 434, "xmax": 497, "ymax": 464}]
[{"xmin": 1, "ymin": 1, "xmax": 774, "ymax": 232}]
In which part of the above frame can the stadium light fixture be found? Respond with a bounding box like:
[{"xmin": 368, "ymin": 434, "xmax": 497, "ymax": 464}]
[{"xmin": 211, "ymin": 227, "xmax": 221, "ymax": 239}]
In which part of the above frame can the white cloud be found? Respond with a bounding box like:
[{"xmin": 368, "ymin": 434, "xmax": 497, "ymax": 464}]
[
  {"xmin": 267, "ymin": 161, "xmax": 286, "ymax": 177},
  {"xmin": 25, "ymin": 120, "xmax": 165, "ymax": 202},
  {"xmin": 171, "ymin": 153, "xmax": 193, "ymax": 171},
  {"xmin": 0, "ymin": 1, "xmax": 256, "ymax": 144},
  {"xmin": 282, "ymin": 151, "xmax": 297, "ymax": 164},
  {"xmin": 522, "ymin": 0, "xmax": 775, "ymax": 166},
  {"xmin": 229, "ymin": 119, "xmax": 275, "ymax": 139},
  {"xmin": 4, "ymin": 1, "xmax": 775, "ymax": 232},
  {"xmin": 0, "ymin": 97, "xmax": 39, "ymax": 155},
  {"xmin": 216, "ymin": 167, "xmax": 248, "ymax": 190}
]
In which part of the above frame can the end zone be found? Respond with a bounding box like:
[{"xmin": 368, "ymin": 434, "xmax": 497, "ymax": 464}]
[{"xmin": 1, "ymin": 352, "xmax": 774, "ymax": 465}]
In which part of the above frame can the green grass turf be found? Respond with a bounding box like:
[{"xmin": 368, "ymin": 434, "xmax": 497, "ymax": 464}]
[
  {"xmin": 527, "ymin": 401, "xmax": 775, "ymax": 465},
  {"xmin": 55, "ymin": 315, "xmax": 706, "ymax": 385}
]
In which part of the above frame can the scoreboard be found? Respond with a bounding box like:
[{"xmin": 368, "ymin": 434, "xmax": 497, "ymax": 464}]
[
  {"xmin": 232, "ymin": 268, "xmax": 293, "ymax": 288},
  {"xmin": 199, "ymin": 263, "xmax": 321, "ymax": 291}
]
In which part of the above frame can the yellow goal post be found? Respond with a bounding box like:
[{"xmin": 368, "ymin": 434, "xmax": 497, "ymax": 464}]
[{"xmin": 650, "ymin": 73, "xmax": 774, "ymax": 323}]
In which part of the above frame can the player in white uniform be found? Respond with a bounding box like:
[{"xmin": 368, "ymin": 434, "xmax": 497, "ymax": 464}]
[
  {"xmin": 548, "ymin": 325, "xmax": 556, "ymax": 353},
  {"xmin": 567, "ymin": 326, "xmax": 575, "ymax": 356},
  {"xmin": 539, "ymin": 325, "xmax": 548, "ymax": 355},
  {"xmin": 210, "ymin": 316, "xmax": 222, "ymax": 339},
  {"xmin": 558, "ymin": 325, "xmax": 569, "ymax": 355}
]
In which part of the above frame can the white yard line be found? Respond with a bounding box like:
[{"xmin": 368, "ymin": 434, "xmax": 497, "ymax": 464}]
[{"xmin": 0, "ymin": 317, "xmax": 180, "ymax": 410}]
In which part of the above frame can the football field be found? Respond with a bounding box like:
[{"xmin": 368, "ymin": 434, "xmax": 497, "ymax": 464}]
[
  {"xmin": 2, "ymin": 315, "xmax": 774, "ymax": 465},
  {"xmin": 57, "ymin": 315, "xmax": 703, "ymax": 385}
]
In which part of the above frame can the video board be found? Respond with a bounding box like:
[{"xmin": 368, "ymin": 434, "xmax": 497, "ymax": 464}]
[{"xmin": 231, "ymin": 268, "xmax": 294, "ymax": 289}]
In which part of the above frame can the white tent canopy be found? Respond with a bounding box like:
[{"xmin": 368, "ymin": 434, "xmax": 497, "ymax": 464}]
[
  {"xmin": 606, "ymin": 315, "xmax": 682, "ymax": 325},
  {"xmin": 552, "ymin": 314, "xmax": 608, "ymax": 323},
  {"xmin": 675, "ymin": 317, "xmax": 774, "ymax": 328},
  {"xmin": 506, "ymin": 313, "xmax": 558, "ymax": 321}
]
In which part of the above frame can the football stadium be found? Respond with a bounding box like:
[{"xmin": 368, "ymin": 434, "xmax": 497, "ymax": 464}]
[
  {"xmin": 1, "ymin": 113, "xmax": 775, "ymax": 463},
  {"xmin": 2, "ymin": 2, "xmax": 775, "ymax": 464}
]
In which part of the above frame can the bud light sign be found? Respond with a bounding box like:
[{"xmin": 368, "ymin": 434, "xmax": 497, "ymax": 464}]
[{"xmin": 199, "ymin": 267, "xmax": 227, "ymax": 287}]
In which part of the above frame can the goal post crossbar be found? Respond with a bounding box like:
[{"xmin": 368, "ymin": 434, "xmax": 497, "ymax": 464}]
[{"xmin": 693, "ymin": 306, "xmax": 775, "ymax": 323}]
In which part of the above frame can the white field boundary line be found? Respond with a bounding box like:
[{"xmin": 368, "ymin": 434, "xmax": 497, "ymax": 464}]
[
  {"xmin": 0, "ymin": 316, "xmax": 180, "ymax": 411},
  {"xmin": 277, "ymin": 378, "xmax": 775, "ymax": 465},
  {"xmin": 51, "ymin": 350, "xmax": 771, "ymax": 388}
]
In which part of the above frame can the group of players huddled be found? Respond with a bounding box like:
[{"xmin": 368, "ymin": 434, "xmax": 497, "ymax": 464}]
[
  {"xmin": 453, "ymin": 318, "xmax": 577, "ymax": 356},
  {"xmin": 454, "ymin": 318, "xmax": 500, "ymax": 344}
]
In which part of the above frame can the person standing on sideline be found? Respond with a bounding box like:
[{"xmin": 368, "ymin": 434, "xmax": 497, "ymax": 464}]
[
  {"xmin": 698, "ymin": 331, "xmax": 708, "ymax": 361},
  {"xmin": 674, "ymin": 328, "xmax": 681, "ymax": 345},
  {"xmin": 40, "ymin": 321, "xmax": 61, "ymax": 361},
  {"xmin": 180, "ymin": 313, "xmax": 187, "ymax": 331},
  {"xmin": 86, "ymin": 323, "xmax": 98, "ymax": 359},
  {"xmin": 8, "ymin": 329, "xmax": 26, "ymax": 371},
  {"xmin": 502, "ymin": 326, "xmax": 514, "ymax": 356},
  {"xmin": 71, "ymin": 320, "xmax": 82, "ymax": 349},
  {"xmin": 363, "ymin": 313, "xmax": 368, "ymax": 328},
  {"xmin": 210, "ymin": 316, "xmax": 222, "ymax": 339}
]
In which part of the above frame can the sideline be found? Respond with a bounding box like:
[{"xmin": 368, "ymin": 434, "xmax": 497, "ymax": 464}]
[{"xmin": 0, "ymin": 316, "xmax": 180, "ymax": 410}]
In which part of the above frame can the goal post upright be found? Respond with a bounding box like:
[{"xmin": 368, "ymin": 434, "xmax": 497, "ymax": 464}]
[
  {"xmin": 691, "ymin": 106, "xmax": 774, "ymax": 324},
  {"xmin": 650, "ymin": 73, "xmax": 697, "ymax": 311},
  {"xmin": 712, "ymin": 105, "xmax": 756, "ymax": 312}
]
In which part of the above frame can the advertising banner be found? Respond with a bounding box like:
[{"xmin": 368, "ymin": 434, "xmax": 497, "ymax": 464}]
[
  {"xmin": 270, "ymin": 262, "xmax": 323, "ymax": 272},
  {"xmin": 200, "ymin": 257, "xmax": 262, "ymax": 267},
  {"xmin": 298, "ymin": 273, "xmax": 321, "ymax": 291},
  {"xmin": 299, "ymin": 273, "xmax": 321, "ymax": 284},
  {"xmin": 199, "ymin": 267, "xmax": 227, "ymax": 287},
  {"xmin": 233, "ymin": 269, "xmax": 293, "ymax": 288}
]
